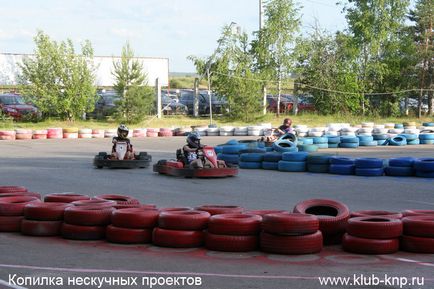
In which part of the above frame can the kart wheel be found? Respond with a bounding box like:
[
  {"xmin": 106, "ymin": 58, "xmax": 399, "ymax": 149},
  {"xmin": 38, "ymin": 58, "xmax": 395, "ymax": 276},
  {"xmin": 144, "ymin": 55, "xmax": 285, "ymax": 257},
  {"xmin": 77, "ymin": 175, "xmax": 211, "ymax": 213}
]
[{"xmin": 98, "ymin": 152, "xmax": 108, "ymax": 157}]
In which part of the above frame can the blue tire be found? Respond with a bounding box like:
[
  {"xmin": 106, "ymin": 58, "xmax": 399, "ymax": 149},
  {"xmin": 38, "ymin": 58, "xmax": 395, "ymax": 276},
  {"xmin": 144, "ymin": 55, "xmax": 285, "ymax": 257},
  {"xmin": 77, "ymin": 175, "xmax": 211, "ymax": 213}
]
[
  {"xmin": 384, "ymin": 166, "xmax": 414, "ymax": 177},
  {"xmin": 355, "ymin": 168, "xmax": 384, "ymax": 176},
  {"xmin": 357, "ymin": 135, "xmax": 374, "ymax": 142},
  {"xmin": 239, "ymin": 161, "xmax": 262, "ymax": 169},
  {"xmin": 389, "ymin": 136, "xmax": 407, "ymax": 146},
  {"xmin": 373, "ymin": 134, "xmax": 388, "ymax": 140},
  {"xmin": 278, "ymin": 161, "xmax": 306, "ymax": 172},
  {"xmin": 419, "ymin": 134, "xmax": 434, "ymax": 140},
  {"xmin": 239, "ymin": 153, "xmax": 264, "ymax": 162},
  {"xmin": 339, "ymin": 142, "xmax": 359, "ymax": 148},
  {"xmin": 407, "ymin": 139, "xmax": 420, "ymax": 145},
  {"xmin": 214, "ymin": 146, "xmax": 223, "ymax": 154},
  {"xmin": 307, "ymin": 154, "xmax": 333, "ymax": 164},
  {"xmin": 376, "ymin": 139, "xmax": 389, "ymax": 146},
  {"xmin": 313, "ymin": 137, "xmax": 328, "ymax": 144},
  {"xmin": 262, "ymin": 161, "xmax": 279, "ymax": 170},
  {"xmin": 388, "ymin": 157, "xmax": 416, "ymax": 167},
  {"xmin": 328, "ymin": 143, "xmax": 339, "ymax": 148},
  {"xmin": 329, "ymin": 164, "xmax": 355, "ymax": 175},
  {"xmin": 414, "ymin": 158, "xmax": 434, "ymax": 172},
  {"xmin": 279, "ymin": 133, "xmax": 297, "ymax": 143},
  {"xmin": 282, "ymin": 152, "xmax": 309, "ymax": 162},
  {"xmin": 263, "ymin": 152, "xmax": 283, "ymax": 162},
  {"xmin": 272, "ymin": 140, "xmax": 298, "ymax": 153},
  {"xmin": 316, "ymin": 143, "xmax": 329, "ymax": 149},
  {"xmin": 330, "ymin": 156, "xmax": 355, "ymax": 165},
  {"xmin": 239, "ymin": 148, "xmax": 267, "ymax": 154},
  {"xmin": 327, "ymin": 136, "xmax": 341, "ymax": 144},
  {"xmin": 222, "ymin": 145, "xmax": 247, "ymax": 154},
  {"xmin": 217, "ymin": 153, "xmax": 239, "ymax": 164},
  {"xmin": 307, "ymin": 164, "xmax": 329, "ymax": 173},
  {"xmin": 302, "ymin": 138, "xmax": 314, "ymax": 145},
  {"xmin": 298, "ymin": 144, "xmax": 318, "ymax": 152},
  {"xmin": 415, "ymin": 170, "xmax": 434, "ymax": 178},
  {"xmin": 341, "ymin": 137, "xmax": 359, "ymax": 144},
  {"xmin": 399, "ymin": 134, "xmax": 418, "ymax": 141},
  {"xmin": 420, "ymin": 140, "xmax": 434, "ymax": 145},
  {"xmin": 265, "ymin": 147, "xmax": 274, "ymax": 152},
  {"xmin": 394, "ymin": 124, "xmax": 404, "ymax": 129},
  {"xmin": 355, "ymin": 158, "xmax": 383, "ymax": 168},
  {"xmin": 225, "ymin": 139, "xmax": 239, "ymax": 145},
  {"xmin": 359, "ymin": 141, "xmax": 377, "ymax": 146},
  {"xmin": 422, "ymin": 122, "xmax": 434, "ymax": 127}
]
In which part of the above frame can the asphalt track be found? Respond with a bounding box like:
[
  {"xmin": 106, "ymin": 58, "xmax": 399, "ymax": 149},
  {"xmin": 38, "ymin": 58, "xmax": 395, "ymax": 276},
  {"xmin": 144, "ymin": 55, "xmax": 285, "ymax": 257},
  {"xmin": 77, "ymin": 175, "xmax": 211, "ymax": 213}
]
[{"xmin": 0, "ymin": 137, "xmax": 433, "ymax": 289}]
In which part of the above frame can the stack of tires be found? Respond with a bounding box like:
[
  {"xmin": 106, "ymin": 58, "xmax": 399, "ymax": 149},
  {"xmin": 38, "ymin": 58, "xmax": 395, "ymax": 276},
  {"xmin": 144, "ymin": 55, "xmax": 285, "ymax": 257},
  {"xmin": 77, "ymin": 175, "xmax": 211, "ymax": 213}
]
[
  {"xmin": 206, "ymin": 214, "xmax": 261, "ymax": 252},
  {"xmin": 342, "ymin": 217, "xmax": 402, "ymax": 254},
  {"xmin": 313, "ymin": 137, "xmax": 328, "ymax": 149},
  {"xmin": 0, "ymin": 186, "xmax": 40, "ymax": 232},
  {"xmin": 340, "ymin": 127, "xmax": 357, "ymax": 137},
  {"xmin": 260, "ymin": 213, "xmax": 323, "ymax": 254},
  {"xmin": 294, "ymin": 125, "xmax": 308, "ymax": 137},
  {"xmin": 217, "ymin": 140, "xmax": 246, "ymax": 165},
  {"xmin": 234, "ymin": 127, "xmax": 248, "ymax": 136},
  {"xmin": 32, "ymin": 129, "xmax": 48, "ymax": 139},
  {"xmin": 297, "ymin": 142, "xmax": 318, "ymax": 152},
  {"xmin": 21, "ymin": 202, "xmax": 71, "ymax": 236},
  {"xmin": 206, "ymin": 127, "xmax": 219, "ymax": 136},
  {"xmin": 47, "ymin": 128, "xmax": 63, "ymax": 139},
  {"xmin": 308, "ymin": 127, "xmax": 325, "ymax": 137},
  {"xmin": 92, "ymin": 129, "xmax": 105, "ymax": 138},
  {"xmin": 293, "ymin": 199, "xmax": 350, "ymax": 245},
  {"xmin": 355, "ymin": 158, "xmax": 384, "ymax": 176},
  {"xmin": 389, "ymin": 135, "xmax": 407, "ymax": 146},
  {"xmin": 260, "ymin": 152, "xmax": 281, "ymax": 170},
  {"xmin": 107, "ymin": 208, "xmax": 159, "ymax": 244},
  {"xmin": 384, "ymin": 157, "xmax": 415, "ymax": 177},
  {"xmin": 195, "ymin": 205, "xmax": 243, "ymax": 216},
  {"xmin": 104, "ymin": 129, "xmax": 117, "ymax": 138},
  {"xmin": 306, "ymin": 154, "xmax": 332, "ymax": 173},
  {"xmin": 78, "ymin": 128, "xmax": 92, "ymax": 139},
  {"xmin": 329, "ymin": 156, "xmax": 355, "ymax": 175},
  {"xmin": 272, "ymin": 139, "xmax": 298, "ymax": 153},
  {"xmin": 63, "ymin": 128, "xmax": 79, "ymax": 139},
  {"xmin": 61, "ymin": 199, "xmax": 115, "ymax": 240},
  {"xmin": 247, "ymin": 126, "xmax": 263, "ymax": 136},
  {"xmin": 174, "ymin": 127, "xmax": 191, "ymax": 136},
  {"xmin": 0, "ymin": 130, "xmax": 16, "ymax": 140},
  {"xmin": 419, "ymin": 132, "xmax": 434, "ymax": 145},
  {"xmin": 239, "ymin": 152, "xmax": 264, "ymax": 169},
  {"xmin": 153, "ymin": 210, "xmax": 210, "ymax": 248},
  {"xmin": 15, "ymin": 129, "xmax": 33, "ymax": 140},
  {"xmin": 96, "ymin": 194, "xmax": 141, "ymax": 209},
  {"xmin": 132, "ymin": 128, "xmax": 147, "ymax": 138},
  {"xmin": 401, "ymin": 215, "xmax": 434, "ymax": 253},
  {"xmin": 414, "ymin": 158, "xmax": 434, "ymax": 178},
  {"xmin": 278, "ymin": 152, "xmax": 308, "ymax": 172},
  {"xmin": 158, "ymin": 128, "xmax": 173, "ymax": 137},
  {"xmin": 146, "ymin": 128, "xmax": 159, "ymax": 137},
  {"xmin": 219, "ymin": 126, "xmax": 234, "ymax": 136},
  {"xmin": 44, "ymin": 193, "xmax": 90, "ymax": 203},
  {"xmin": 400, "ymin": 133, "xmax": 419, "ymax": 145},
  {"xmin": 339, "ymin": 136, "xmax": 359, "ymax": 148},
  {"xmin": 357, "ymin": 135, "xmax": 377, "ymax": 147},
  {"xmin": 326, "ymin": 136, "xmax": 341, "ymax": 148}
]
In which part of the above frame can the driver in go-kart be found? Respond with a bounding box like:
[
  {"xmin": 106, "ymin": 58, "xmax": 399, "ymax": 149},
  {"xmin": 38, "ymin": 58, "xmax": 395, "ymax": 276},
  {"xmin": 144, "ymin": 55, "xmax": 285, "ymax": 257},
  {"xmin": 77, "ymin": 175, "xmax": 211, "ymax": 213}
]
[
  {"xmin": 111, "ymin": 124, "xmax": 134, "ymax": 160},
  {"xmin": 183, "ymin": 132, "xmax": 205, "ymax": 168}
]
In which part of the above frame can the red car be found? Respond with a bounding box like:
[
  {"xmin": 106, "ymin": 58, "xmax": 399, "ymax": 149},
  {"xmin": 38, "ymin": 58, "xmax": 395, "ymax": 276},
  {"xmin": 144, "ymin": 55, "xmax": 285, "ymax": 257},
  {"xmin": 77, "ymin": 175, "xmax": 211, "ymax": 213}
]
[
  {"xmin": 267, "ymin": 95, "xmax": 315, "ymax": 113},
  {"xmin": 0, "ymin": 94, "xmax": 40, "ymax": 120}
]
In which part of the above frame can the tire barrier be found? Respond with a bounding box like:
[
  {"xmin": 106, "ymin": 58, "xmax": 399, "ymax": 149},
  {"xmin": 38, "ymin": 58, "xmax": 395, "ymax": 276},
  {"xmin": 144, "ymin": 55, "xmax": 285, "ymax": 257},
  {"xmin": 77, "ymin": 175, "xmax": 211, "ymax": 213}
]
[
  {"xmin": 261, "ymin": 161, "xmax": 279, "ymax": 170},
  {"xmin": 414, "ymin": 158, "xmax": 434, "ymax": 178},
  {"xmin": 272, "ymin": 139, "xmax": 298, "ymax": 153},
  {"xmin": 307, "ymin": 154, "xmax": 332, "ymax": 173},
  {"xmin": 350, "ymin": 210, "xmax": 403, "ymax": 219},
  {"xmin": 278, "ymin": 161, "xmax": 306, "ymax": 172},
  {"xmin": 355, "ymin": 158, "xmax": 384, "ymax": 176}
]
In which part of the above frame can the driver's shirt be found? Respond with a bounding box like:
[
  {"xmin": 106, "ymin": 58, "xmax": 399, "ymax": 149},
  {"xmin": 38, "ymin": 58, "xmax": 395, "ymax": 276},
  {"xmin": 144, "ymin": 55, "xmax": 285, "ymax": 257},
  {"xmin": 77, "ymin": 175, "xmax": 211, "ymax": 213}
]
[
  {"xmin": 187, "ymin": 151, "xmax": 198, "ymax": 163},
  {"xmin": 112, "ymin": 137, "xmax": 132, "ymax": 152}
]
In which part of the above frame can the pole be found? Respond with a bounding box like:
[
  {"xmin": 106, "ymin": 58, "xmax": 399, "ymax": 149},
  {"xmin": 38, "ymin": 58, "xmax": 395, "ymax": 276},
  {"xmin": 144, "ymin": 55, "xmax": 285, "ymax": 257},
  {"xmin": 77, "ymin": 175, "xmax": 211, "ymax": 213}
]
[
  {"xmin": 155, "ymin": 78, "xmax": 162, "ymax": 119},
  {"xmin": 207, "ymin": 69, "xmax": 213, "ymax": 126},
  {"xmin": 262, "ymin": 85, "xmax": 267, "ymax": 115},
  {"xmin": 193, "ymin": 78, "xmax": 199, "ymax": 117}
]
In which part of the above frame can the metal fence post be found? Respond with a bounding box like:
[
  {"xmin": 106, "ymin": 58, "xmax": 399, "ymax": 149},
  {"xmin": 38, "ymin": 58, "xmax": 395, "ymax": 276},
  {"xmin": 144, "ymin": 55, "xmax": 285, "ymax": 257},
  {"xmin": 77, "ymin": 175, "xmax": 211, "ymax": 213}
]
[
  {"xmin": 156, "ymin": 78, "xmax": 162, "ymax": 118},
  {"xmin": 194, "ymin": 78, "xmax": 199, "ymax": 117}
]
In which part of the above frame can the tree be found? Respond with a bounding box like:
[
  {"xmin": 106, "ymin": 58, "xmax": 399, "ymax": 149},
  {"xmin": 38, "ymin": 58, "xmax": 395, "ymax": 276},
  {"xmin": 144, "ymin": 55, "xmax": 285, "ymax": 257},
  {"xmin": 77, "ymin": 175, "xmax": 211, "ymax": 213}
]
[
  {"xmin": 19, "ymin": 31, "xmax": 97, "ymax": 120},
  {"xmin": 112, "ymin": 43, "xmax": 154, "ymax": 123}
]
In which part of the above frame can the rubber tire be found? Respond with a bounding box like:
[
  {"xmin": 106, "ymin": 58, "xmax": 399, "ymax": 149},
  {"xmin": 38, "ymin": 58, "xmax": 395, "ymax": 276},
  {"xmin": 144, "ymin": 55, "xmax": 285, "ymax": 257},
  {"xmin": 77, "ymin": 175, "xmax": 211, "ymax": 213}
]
[
  {"xmin": 0, "ymin": 186, "xmax": 27, "ymax": 193},
  {"xmin": 400, "ymin": 235, "xmax": 434, "ymax": 253},
  {"xmin": 307, "ymin": 164, "xmax": 329, "ymax": 173},
  {"xmin": 208, "ymin": 214, "xmax": 261, "ymax": 235},
  {"xmin": 329, "ymin": 157, "xmax": 355, "ymax": 165},
  {"xmin": 61, "ymin": 223, "xmax": 105, "ymax": 240},
  {"xmin": 44, "ymin": 193, "xmax": 90, "ymax": 203},
  {"xmin": 0, "ymin": 196, "xmax": 40, "ymax": 216},
  {"xmin": 152, "ymin": 228, "xmax": 204, "ymax": 248},
  {"xmin": 351, "ymin": 210, "xmax": 402, "ymax": 219},
  {"xmin": 243, "ymin": 210, "xmax": 287, "ymax": 216},
  {"xmin": 355, "ymin": 168, "xmax": 384, "ymax": 176},
  {"xmin": 239, "ymin": 148, "xmax": 266, "ymax": 154},
  {"xmin": 217, "ymin": 154, "xmax": 239, "ymax": 164},
  {"xmin": 414, "ymin": 158, "xmax": 434, "ymax": 172},
  {"xmin": 307, "ymin": 154, "xmax": 333, "ymax": 164},
  {"xmin": 278, "ymin": 161, "xmax": 306, "ymax": 172},
  {"xmin": 346, "ymin": 217, "xmax": 402, "ymax": 239},
  {"xmin": 389, "ymin": 136, "xmax": 407, "ymax": 146},
  {"xmin": 402, "ymin": 216, "xmax": 434, "ymax": 238},
  {"xmin": 282, "ymin": 152, "xmax": 308, "ymax": 162},
  {"xmin": 357, "ymin": 135, "xmax": 374, "ymax": 142},
  {"xmin": 342, "ymin": 234, "xmax": 399, "ymax": 254},
  {"xmin": 95, "ymin": 194, "xmax": 140, "ymax": 205},
  {"xmin": 106, "ymin": 225, "xmax": 152, "ymax": 243},
  {"xmin": 195, "ymin": 205, "xmax": 243, "ymax": 216},
  {"xmin": 272, "ymin": 140, "xmax": 298, "ymax": 153},
  {"xmin": 329, "ymin": 164, "xmax": 355, "ymax": 175},
  {"xmin": 158, "ymin": 210, "xmax": 210, "ymax": 230},
  {"xmin": 384, "ymin": 166, "xmax": 414, "ymax": 177},
  {"xmin": 293, "ymin": 199, "xmax": 350, "ymax": 236},
  {"xmin": 262, "ymin": 213, "xmax": 319, "ymax": 235},
  {"xmin": 205, "ymin": 233, "xmax": 258, "ymax": 252},
  {"xmin": 111, "ymin": 208, "xmax": 159, "ymax": 229},
  {"xmin": 21, "ymin": 219, "xmax": 62, "ymax": 236},
  {"xmin": 24, "ymin": 202, "xmax": 72, "ymax": 221},
  {"xmin": 262, "ymin": 153, "xmax": 282, "ymax": 162},
  {"xmin": 298, "ymin": 144, "xmax": 318, "ymax": 152},
  {"xmin": 388, "ymin": 157, "xmax": 416, "ymax": 167},
  {"xmin": 239, "ymin": 153, "xmax": 264, "ymax": 162},
  {"xmin": 0, "ymin": 216, "xmax": 23, "ymax": 232},
  {"xmin": 221, "ymin": 145, "xmax": 246, "ymax": 154},
  {"xmin": 260, "ymin": 231, "xmax": 323, "ymax": 255},
  {"xmin": 402, "ymin": 210, "xmax": 434, "ymax": 217},
  {"xmin": 415, "ymin": 170, "xmax": 434, "ymax": 178},
  {"xmin": 239, "ymin": 161, "xmax": 262, "ymax": 169},
  {"xmin": 355, "ymin": 158, "xmax": 383, "ymax": 168},
  {"xmin": 64, "ymin": 206, "xmax": 115, "ymax": 226},
  {"xmin": 338, "ymin": 143, "xmax": 359, "ymax": 148},
  {"xmin": 359, "ymin": 141, "xmax": 377, "ymax": 146},
  {"xmin": 72, "ymin": 199, "xmax": 116, "ymax": 208},
  {"xmin": 261, "ymin": 161, "xmax": 279, "ymax": 170},
  {"xmin": 340, "ymin": 137, "xmax": 359, "ymax": 143}
]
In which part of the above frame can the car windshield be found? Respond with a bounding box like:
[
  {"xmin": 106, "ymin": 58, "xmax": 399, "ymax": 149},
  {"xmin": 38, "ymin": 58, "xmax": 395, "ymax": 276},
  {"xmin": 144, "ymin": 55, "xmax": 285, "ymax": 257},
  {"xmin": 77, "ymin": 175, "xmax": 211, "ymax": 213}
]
[
  {"xmin": 0, "ymin": 95, "xmax": 26, "ymax": 105},
  {"xmin": 100, "ymin": 93, "xmax": 119, "ymax": 105}
]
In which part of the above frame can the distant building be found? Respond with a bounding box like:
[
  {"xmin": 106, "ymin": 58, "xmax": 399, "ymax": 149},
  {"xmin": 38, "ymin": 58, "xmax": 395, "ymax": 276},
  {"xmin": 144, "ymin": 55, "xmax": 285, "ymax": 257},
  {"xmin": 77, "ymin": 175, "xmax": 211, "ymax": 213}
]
[{"xmin": 0, "ymin": 53, "xmax": 169, "ymax": 87}]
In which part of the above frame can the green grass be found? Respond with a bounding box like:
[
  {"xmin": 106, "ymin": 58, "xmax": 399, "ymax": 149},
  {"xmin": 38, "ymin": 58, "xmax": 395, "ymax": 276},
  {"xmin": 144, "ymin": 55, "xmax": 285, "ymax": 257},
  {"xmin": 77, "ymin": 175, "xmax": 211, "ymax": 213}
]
[
  {"xmin": 0, "ymin": 113, "xmax": 432, "ymax": 130},
  {"xmin": 167, "ymin": 77, "xmax": 208, "ymax": 89}
]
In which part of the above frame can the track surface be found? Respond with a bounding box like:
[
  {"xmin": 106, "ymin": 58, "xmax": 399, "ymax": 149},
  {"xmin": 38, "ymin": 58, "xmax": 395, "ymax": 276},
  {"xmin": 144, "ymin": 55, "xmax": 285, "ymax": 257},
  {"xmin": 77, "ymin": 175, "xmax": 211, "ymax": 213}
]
[{"xmin": 0, "ymin": 137, "xmax": 433, "ymax": 289}]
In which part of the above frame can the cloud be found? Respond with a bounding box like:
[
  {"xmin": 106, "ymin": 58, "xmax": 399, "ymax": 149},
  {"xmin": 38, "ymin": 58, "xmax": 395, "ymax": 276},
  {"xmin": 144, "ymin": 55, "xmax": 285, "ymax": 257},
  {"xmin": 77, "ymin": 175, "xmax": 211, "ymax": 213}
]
[{"xmin": 0, "ymin": 29, "xmax": 33, "ymax": 41}]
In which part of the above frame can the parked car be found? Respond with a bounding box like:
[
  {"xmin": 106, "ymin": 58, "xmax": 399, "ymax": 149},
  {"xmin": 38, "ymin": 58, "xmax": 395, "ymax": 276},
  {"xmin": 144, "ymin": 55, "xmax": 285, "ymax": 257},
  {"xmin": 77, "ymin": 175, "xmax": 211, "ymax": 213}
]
[
  {"xmin": 267, "ymin": 94, "xmax": 315, "ymax": 113},
  {"xmin": 91, "ymin": 91, "xmax": 120, "ymax": 118},
  {"xmin": 161, "ymin": 92, "xmax": 188, "ymax": 115},
  {"xmin": 0, "ymin": 93, "xmax": 40, "ymax": 120},
  {"xmin": 179, "ymin": 90, "xmax": 228, "ymax": 115}
]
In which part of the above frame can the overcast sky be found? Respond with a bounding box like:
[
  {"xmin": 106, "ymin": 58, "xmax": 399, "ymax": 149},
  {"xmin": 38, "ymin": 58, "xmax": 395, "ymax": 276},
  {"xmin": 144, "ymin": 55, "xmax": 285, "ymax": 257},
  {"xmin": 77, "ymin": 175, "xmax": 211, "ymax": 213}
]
[{"xmin": 0, "ymin": 0, "xmax": 347, "ymax": 72}]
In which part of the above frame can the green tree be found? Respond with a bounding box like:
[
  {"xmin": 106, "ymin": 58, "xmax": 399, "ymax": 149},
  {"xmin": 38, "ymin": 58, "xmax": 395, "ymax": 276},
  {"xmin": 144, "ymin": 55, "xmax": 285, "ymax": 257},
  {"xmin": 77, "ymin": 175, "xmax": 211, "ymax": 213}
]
[
  {"xmin": 19, "ymin": 31, "xmax": 97, "ymax": 120},
  {"xmin": 112, "ymin": 43, "xmax": 154, "ymax": 123}
]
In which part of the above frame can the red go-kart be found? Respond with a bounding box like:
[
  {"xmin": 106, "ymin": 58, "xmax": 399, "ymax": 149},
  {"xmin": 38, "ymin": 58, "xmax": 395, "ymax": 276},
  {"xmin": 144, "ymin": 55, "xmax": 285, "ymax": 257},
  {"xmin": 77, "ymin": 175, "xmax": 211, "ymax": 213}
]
[{"xmin": 153, "ymin": 146, "xmax": 238, "ymax": 178}]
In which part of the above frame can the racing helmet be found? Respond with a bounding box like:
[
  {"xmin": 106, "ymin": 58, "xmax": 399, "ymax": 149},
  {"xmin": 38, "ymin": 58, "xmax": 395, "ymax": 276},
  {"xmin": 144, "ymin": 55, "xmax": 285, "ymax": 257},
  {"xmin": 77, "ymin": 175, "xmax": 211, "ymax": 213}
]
[
  {"xmin": 187, "ymin": 132, "xmax": 201, "ymax": 148},
  {"xmin": 117, "ymin": 124, "xmax": 129, "ymax": 139}
]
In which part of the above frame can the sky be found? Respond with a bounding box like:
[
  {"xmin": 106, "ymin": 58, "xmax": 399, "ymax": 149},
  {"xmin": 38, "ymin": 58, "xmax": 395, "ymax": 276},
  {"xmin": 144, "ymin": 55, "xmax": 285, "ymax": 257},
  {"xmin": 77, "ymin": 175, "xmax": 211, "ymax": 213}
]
[{"xmin": 0, "ymin": 0, "xmax": 347, "ymax": 72}]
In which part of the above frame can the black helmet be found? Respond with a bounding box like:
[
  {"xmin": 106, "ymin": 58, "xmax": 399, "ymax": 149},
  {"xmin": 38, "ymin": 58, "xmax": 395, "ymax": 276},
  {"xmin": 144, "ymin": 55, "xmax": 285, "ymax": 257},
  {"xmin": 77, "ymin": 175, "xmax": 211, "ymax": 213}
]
[
  {"xmin": 117, "ymin": 124, "xmax": 129, "ymax": 139},
  {"xmin": 187, "ymin": 132, "xmax": 201, "ymax": 148}
]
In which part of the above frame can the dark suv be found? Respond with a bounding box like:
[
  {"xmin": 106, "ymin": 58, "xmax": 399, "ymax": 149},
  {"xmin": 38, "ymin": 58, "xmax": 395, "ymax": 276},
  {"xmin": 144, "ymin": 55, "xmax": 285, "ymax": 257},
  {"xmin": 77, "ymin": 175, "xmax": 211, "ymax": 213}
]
[
  {"xmin": 91, "ymin": 91, "xmax": 120, "ymax": 118},
  {"xmin": 0, "ymin": 93, "xmax": 40, "ymax": 120},
  {"xmin": 179, "ymin": 90, "xmax": 228, "ymax": 115}
]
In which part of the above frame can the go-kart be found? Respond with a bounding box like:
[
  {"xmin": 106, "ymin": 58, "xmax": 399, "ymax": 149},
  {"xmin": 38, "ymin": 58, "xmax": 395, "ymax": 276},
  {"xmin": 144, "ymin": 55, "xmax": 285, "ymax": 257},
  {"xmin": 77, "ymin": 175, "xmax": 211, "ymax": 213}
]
[
  {"xmin": 153, "ymin": 146, "xmax": 238, "ymax": 178},
  {"xmin": 94, "ymin": 141, "xmax": 152, "ymax": 169}
]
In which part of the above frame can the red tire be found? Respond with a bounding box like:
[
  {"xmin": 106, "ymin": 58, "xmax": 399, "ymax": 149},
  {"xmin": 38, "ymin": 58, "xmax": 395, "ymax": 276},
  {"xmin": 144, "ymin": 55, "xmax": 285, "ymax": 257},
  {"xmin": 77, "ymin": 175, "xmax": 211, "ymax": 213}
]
[
  {"xmin": 15, "ymin": 133, "xmax": 33, "ymax": 140},
  {"xmin": 0, "ymin": 216, "xmax": 23, "ymax": 232},
  {"xmin": 24, "ymin": 202, "xmax": 72, "ymax": 221},
  {"xmin": 262, "ymin": 213, "xmax": 319, "ymax": 235},
  {"xmin": 402, "ymin": 210, "xmax": 434, "ymax": 217},
  {"xmin": 402, "ymin": 216, "xmax": 434, "ymax": 238},
  {"xmin": 346, "ymin": 217, "xmax": 403, "ymax": 239},
  {"xmin": 95, "ymin": 194, "xmax": 140, "ymax": 205},
  {"xmin": 44, "ymin": 193, "xmax": 90, "ymax": 203},
  {"xmin": 293, "ymin": 199, "xmax": 350, "ymax": 235},
  {"xmin": 111, "ymin": 208, "xmax": 159, "ymax": 229},
  {"xmin": 195, "ymin": 205, "xmax": 243, "ymax": 215},
  {"xmin": 21, "ymin": 219, "xmax": 62, "ymax": 236},
  {"xmin": 61, "ymin": 223, "xmax": 105, "ymax": 240},
  {"xmin": 64, "ymin": 206, "xmax": 115, "ymax": 226},
  {"xmin": 0, "ymin": 186, "xmax": 27, "ymax": 193},
  {"xmin": 0, "ymin": 196, "xmax": 40, "ymax": 216},
  {"xmin": 0, "ymin": 192, "xmax": 41, "ymax": 199},
  {"xmin": 342, "ymin": 233, "xmax": 399, "ymax": 254},
  {"xmin": 158, "ymin": 210, "xmax": 210, "ymax": 231},
  {"xmin": 113, "ymin": 203, "xmax": 142, "ymax": 210},
  {"xmin": 106, "ymin": 225, "xmax": 152, "ymax": 244},
  {"xmin": 401, "ymin": 235, "xmax": 434, "ymax": 253},
  {"xmin": 72, "ymin": 199, "xmax": 116, "ymax": 208},
  {"xmin": 244, "ymin": 210, "xmax": 287, "ymax": 216},
  {"xmin": 260, "ymin": 231, "xmax": 323, "ymax": 255},
  {"xmin": 205, "ymin": 233, "xmax": 258, "ymax": 252},
  {"xmin": 351, "ymin": 210, "xmax": 402, "ymax": 219},
  {"xmin": 160, "ymin": 207, "xmax": 192, "ymax": 212},
  {"xmin": 208, "ymin": 214, "xmax": 261, "ymax": 235},
  {"xmin": 152, "ymin": 228, "xmax": 204, "ymax": 248}
]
